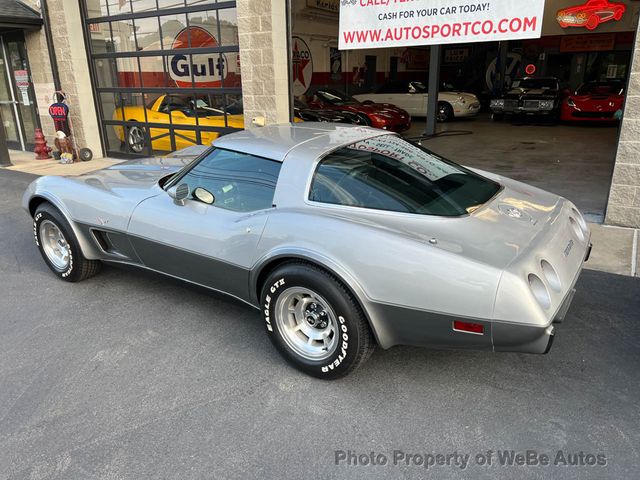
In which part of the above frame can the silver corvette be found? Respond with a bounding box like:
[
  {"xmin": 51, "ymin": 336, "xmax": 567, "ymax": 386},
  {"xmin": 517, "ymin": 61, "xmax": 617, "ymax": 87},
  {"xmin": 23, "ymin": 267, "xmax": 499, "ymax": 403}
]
[{"xmin": 23, "ymin": 123, "xmax": 591, "ymax": 379}]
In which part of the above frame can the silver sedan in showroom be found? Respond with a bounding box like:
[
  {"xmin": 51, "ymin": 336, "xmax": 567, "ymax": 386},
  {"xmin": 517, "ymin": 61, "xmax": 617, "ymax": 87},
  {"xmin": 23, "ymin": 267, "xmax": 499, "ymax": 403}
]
[{"xmin": 23, "ymin": 123, "xmax": 591, "ymax": 379}]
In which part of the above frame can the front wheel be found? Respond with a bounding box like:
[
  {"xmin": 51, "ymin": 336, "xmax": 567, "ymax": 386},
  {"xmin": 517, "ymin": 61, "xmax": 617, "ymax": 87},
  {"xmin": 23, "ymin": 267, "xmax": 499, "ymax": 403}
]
[
  {"xmin": 437, "ymin": 102, "xmax": 454, "ymax": 122},
  {"xmin": 126, "ymin": 124, "xmax": 146, "ymax": 153},
  {"xmin": 586, "ymin": 15, "xmax": 599, "ymax": 30},
  {"xmin": 261, "ymin": 262, "xmax": 375, "ymax": 379},
  {"xmin": 34, "ymin": 203, "xmax": 101, "ymax": 282}
]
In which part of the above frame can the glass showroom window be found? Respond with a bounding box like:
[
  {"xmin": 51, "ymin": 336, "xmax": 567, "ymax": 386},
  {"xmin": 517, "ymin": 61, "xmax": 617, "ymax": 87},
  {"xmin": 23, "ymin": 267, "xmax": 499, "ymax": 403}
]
[{"xmin": 82, "ymin": 0, "xmax": 241, "ymax": 158}]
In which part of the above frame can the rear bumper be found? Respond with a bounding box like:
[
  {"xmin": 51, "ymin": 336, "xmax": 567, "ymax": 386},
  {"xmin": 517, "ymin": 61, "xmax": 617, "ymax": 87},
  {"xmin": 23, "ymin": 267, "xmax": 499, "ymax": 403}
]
[
  {"xmin": 492, "ymin": 240, "xmax": 591, "ymax": 354},
  {"xmin": 492, "ymin": 287, "xmax": 576, "ymax": 354}
]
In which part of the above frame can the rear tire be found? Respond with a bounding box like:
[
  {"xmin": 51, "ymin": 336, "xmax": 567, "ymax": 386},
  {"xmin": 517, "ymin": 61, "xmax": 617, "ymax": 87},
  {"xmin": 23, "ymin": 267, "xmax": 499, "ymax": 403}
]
[
  {"xmin": 260, "ymin": 262, "xmax": 375, "ymax": 379},
  {"xmin": 34, "ymin": 203, "xmax": 101, "ymax": 282}
]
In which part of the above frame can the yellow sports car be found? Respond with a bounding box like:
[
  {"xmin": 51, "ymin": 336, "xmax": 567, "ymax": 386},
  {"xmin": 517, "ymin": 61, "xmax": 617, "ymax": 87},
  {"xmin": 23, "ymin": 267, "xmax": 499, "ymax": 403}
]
[{"xmin": 113, "ymin": 94, "xmax": 245, "ymax": 153}]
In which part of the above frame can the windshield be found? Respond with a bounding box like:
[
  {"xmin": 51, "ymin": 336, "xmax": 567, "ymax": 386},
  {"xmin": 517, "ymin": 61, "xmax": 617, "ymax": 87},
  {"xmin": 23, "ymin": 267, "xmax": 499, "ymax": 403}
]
[
  {"xmin": 309, "ymin": 135, "xmax": 501, "ymax": 217},
  {"xmin": 409, "ymin": 81, "xmax": 428, "ymax": 93},
  {"xmin": 314, "ymin": 90, "xmax": 359, "ymax": 106},
  {"xmin": 511, "ymin": 79, "xmax": 558, "ymax": 90},
  {"xmin": 576, "ymin": 82, "xmax": 624, "ymax": 96}
]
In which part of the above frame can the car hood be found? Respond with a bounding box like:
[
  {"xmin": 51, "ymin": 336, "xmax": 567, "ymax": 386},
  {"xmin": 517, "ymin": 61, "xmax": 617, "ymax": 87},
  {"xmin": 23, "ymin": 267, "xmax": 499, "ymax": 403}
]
[
  {"xmin": 56, "ymin": 151, "xmax": 205, "ymax": 207},
  {"xmin": 441, "ymin": 91, "xmax": 478, "ymax": 102},
  {"xmin": 23, "ymin": 158, "xmax": 182, "ymax": 232},
  {"xmin": 505, "ymin": 88, "xmax": 558, "ymax": 100},
  {"xmin": 347, "ymin": 103, "xmax": 408, "ymax": 117},
  {"xmin": 571, "ymin": 94, "xmax": 623, "ymax": 106},
  {"xmin": 297, "ymin": 108, "xmax": 357, "ymax": 121}
]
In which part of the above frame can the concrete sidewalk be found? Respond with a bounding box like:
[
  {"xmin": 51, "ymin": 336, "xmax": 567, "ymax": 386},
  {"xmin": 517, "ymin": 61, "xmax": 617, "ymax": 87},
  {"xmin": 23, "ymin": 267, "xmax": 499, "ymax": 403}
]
[
  {"xmin": 586, "ymin": 224, "xmax": 638, "ymax": 277},
  {"xmin": 2, "ymin": 151, "xmax": 638, "ymax": 278},
  {"xmin": 2, "ymin": 149, "xmax": 123, "ymax": 176}
]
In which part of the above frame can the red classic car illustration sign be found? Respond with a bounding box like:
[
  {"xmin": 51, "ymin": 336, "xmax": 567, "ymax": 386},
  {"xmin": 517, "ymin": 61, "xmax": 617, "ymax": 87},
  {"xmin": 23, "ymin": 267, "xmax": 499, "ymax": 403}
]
[{"xmin": 556, "ymin": 0, "xmax": 626, "ymax": 30}]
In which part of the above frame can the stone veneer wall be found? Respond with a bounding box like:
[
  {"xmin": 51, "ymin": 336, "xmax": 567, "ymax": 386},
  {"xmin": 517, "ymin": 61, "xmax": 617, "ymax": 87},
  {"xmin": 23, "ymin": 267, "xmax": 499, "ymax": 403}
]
[
  {"xmin": 22, "ymin": 0, "xmax": 102, "ymax": 157},
  {"xmin": 236, "ymin": 0, "xmax": 291, "ymax": 127},
  {"xmin": 606, "ymin": 28, "xmax": 640, "ymax": 228}
]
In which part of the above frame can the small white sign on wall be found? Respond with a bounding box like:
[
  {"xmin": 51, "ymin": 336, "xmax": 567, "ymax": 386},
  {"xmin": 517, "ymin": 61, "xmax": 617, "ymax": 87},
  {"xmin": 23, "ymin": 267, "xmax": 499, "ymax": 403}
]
[{"xmin": 20, "ymin": 89, "xmax": 29, "ymax": 106}]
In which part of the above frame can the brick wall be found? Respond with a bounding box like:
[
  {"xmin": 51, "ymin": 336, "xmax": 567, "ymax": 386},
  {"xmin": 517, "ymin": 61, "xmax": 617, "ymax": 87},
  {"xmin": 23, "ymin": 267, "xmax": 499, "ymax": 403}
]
[
  {"xmin": 22, "ymin": 0, "xmax": 102, "ymax": 158},
  {"xmin": 237, "ymin": 0, "xmax": 290, "ymax": 127},
  {"xmin": 606, "ymin": 33, "xmax": 640, "ymax": 228}
]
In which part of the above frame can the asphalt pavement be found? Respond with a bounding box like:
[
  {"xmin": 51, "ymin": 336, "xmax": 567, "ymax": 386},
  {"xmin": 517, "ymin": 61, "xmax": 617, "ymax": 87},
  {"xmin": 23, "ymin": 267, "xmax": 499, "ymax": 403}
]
[{"xmin": 1, "ymin": 168, "xmax": 639, "ymax": 480}]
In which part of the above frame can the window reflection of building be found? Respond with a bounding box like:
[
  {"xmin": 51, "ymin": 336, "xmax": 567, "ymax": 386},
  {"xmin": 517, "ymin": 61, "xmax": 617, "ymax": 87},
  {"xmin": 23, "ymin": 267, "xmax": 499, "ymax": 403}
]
[{"xmin": 82, "ymin": 0, "xmax": 241, "ymax": 157}]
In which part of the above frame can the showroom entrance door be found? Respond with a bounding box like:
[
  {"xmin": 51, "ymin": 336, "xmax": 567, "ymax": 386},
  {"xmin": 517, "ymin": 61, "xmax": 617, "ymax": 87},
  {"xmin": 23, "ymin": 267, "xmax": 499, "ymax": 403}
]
[{"xmin": 0, "ymin": 32, "xmax": 39, "ymax": 151}]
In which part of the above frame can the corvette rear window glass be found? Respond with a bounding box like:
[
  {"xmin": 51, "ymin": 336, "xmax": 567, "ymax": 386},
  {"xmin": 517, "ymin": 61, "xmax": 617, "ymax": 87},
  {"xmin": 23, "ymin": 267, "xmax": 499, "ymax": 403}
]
[
  {"xmin": 309, "ymin": 135, "xmax": 500, "ymax": 217},
  {"xmin": 179, "ymin": 149, "xmax": 281, "ymax": 212}
]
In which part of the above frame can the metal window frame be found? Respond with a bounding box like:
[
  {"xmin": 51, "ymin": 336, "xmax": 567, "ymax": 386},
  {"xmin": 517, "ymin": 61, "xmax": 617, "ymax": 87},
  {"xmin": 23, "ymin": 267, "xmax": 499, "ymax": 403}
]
[{"xmin": 80, "ymin": 0, "xmax": 240, "ymax": 158}]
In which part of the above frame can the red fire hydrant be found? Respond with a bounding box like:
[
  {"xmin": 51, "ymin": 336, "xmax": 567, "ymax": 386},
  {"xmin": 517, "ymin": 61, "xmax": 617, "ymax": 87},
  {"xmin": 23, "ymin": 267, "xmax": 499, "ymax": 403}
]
[{"xmin": 34, "ymin": 128, "xmax": 52, "ymax": 160}]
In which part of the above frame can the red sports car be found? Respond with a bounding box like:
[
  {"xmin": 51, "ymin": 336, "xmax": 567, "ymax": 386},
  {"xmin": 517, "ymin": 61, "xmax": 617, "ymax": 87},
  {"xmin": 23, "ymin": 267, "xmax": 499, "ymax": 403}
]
[
  {"xmin": 557, "ymin": 0, "xmax": 626, "ymax": 30},
  {"xmin": 307, "ymin": 89, "xmax": 411, "ymax": 132},
  {"xmin": 561, "ymin": 80, "xmax": 625, "ymax": 123}
]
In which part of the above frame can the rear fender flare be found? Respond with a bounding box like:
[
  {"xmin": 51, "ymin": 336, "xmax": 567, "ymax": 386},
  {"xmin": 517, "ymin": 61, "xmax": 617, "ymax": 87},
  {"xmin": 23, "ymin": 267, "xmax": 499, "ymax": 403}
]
[{"xmin": 250, "ymin": 248, "xmax": 394, "ymax": 349}]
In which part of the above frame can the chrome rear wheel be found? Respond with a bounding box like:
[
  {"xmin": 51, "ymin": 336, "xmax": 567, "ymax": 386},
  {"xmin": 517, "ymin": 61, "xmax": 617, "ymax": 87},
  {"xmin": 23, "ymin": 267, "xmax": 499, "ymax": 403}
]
[{"xmin": 274, "ymin": 287, "xmax": 339, "ymax": 362}]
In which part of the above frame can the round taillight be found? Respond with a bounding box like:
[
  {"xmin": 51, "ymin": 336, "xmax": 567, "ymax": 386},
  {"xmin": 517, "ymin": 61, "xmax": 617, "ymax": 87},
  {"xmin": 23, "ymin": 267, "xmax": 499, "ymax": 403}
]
[
  {"xmin": 569, "ymin": 217, "xmax": 585, "ymax": 242},
  {"xmin": 541, "ymin": 260, "xmax": 561, "ymax": 292},
  {"xmin": 528, "ymin": 274, "xmax": 551, "ymax": 310}
]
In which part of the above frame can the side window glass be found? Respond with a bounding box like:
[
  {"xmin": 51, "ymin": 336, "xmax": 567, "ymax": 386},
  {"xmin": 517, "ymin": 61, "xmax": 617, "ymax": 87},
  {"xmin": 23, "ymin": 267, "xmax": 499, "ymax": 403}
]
[{"xmin": 179, "ymin": 149, "xmax": 281, "ymax": 212}]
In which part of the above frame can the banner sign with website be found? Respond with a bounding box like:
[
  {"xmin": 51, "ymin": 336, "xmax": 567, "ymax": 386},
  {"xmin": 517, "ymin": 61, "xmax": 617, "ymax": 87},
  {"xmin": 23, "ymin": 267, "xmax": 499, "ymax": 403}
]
[{"xmin": 339, "ymin": 0, "xmax": 546, "ymax": 50}]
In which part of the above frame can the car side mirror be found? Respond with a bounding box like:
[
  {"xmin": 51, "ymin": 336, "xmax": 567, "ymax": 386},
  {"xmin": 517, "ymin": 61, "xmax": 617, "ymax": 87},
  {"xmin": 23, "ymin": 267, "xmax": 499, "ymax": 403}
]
[
  {"xmin": 167, "ymin": 183, "xmax": 190, "ymax": 206},
  {"xmin": 193, "ymin": 187, "xmax": 215, "ymax": 205}
]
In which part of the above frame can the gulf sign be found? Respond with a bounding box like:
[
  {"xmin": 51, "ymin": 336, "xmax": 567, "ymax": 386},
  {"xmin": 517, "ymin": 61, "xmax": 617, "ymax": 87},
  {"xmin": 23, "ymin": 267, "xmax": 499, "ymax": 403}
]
[
  {"xmin": 170, "ymin": 27, "xmax": 227, "ymax": 88},
  {"xmin": 118, "ymin": 26, "xmax": 240, "ymax": 88},
  {"xmin": 339, "ymin": 0, "xmax": 546, "ymax": 50}
]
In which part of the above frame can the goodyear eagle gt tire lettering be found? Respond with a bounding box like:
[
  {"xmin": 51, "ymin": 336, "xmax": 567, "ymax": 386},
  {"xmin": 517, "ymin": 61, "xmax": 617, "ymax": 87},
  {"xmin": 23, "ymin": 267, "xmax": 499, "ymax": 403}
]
[{"xmin": 261, "ymin": 262, "xmax": 374, "ymax": 379}]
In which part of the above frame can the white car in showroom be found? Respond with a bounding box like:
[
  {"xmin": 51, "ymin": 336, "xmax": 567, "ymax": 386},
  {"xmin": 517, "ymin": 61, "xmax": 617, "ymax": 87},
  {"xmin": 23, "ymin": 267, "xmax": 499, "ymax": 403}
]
[{"xmin": 354, "ymin": 81, "xmax": 481, "ymax": 122}]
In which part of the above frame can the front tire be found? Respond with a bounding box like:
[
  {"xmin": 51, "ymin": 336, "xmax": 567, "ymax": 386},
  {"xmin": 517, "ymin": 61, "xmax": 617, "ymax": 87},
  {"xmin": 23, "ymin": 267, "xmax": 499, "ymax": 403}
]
[
  {"xmin": 34, "ymin": 203, "xmax": 101, "ymax": 282},
  {"xmin": 261, "ymin": 262, "xmax": 374, "ymax": 379},
  {"xmin": 126, "ymin": 123, "xmax": 146, "ymax": 153},
  {"xmin": 437, "ymin": 102, "xmax": 454, "ymax": 122}
]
